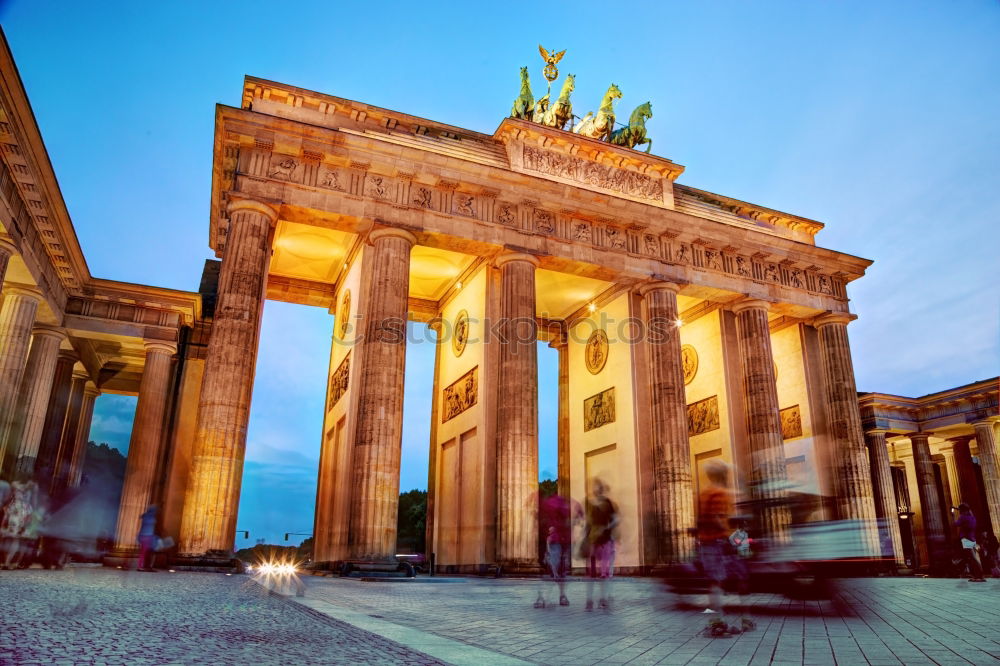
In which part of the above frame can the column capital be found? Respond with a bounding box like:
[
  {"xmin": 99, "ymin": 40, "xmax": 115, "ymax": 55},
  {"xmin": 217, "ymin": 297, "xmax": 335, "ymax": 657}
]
[
  {"xmin": 638, "ymin": 280, "xmax": 683, "ymax": 296},
  {"xmin": 143, "ymin": 340, "xmax": 178, "ymax": 356},
  {"xmin": 71, "ymin": 368, "xmax": 91, "ymax": 382},
  {"xmin": 227, "ymin": 197, "xmax": 278, "ymax": 223},
  {"xmin": 813, "ymin": 311, "xmax": 857, "ymax": 328},
  {"xmin": 547, "ymin": 332, "xmax": 568, "ymax": 349},
  {"xmin": 906, "ymin": 431, "xmax": 933, "ymax": 441},
  {"xmin": 729, "ymin": 298, "xmax": 772, "ymax": 315},
  {"xmin": 864, "ymin": 428, "xmax": 890, "ymax": 437},
  {"xmin": 427, "ymin": 317, "xmax": 443, "ymax": 335},
  {"xmin": 2, "ymin": 283, "xmax": 43, "ymax": 302},
  {"xmin": 495, "ymin": 252, "xmax": 540, "ymax": 269},
  {"xmin": 83, "ymin": 382, "xmax": 101, "ymax": 399},
  {"xmin": 57, "ymin": 349, "xmax": 79, "ymax": 363},
  {"xmin": 947, "ymin": 434, "xmax": 975, "ymax": 444},
  {"xmin": 0, "ymin": 234, "xmax": 16, "ymax": 254},
  {"xmin": 31, "ymin": 324, "xmax": 67, "ymax": 342},
  {"xmin": 368, "ymin": 227, "xmax": 417, "ymax": 246},
  {"xmin": 972, "ymin": 417, "xmax": 999, "ymax": 428}
]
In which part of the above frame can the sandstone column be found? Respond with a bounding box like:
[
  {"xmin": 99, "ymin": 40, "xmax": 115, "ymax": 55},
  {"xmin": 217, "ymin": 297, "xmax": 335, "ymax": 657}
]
[
  {"xmin": 641, "ymin": 282, "xmax": 695, "ymax": 563},
  {"xmin": 34, "ymin": 350, "xmax": 78, "ymax": 483},
  {"xmin": 179, "ymin": 199, "xmax": 276, "ymax": 556},
  {"xmin": 495, "ymin": 253, "xmax": 539, "ymax": 569},
  {"xmin": 0, "ymin": 236, "xmax": 15, "ymax": 286},
  {"xmin": 0, "ymin": 285, "xmax": 42, "ymax": 467},
  {"xmin": 909, "ymin": 431, "xmax": 948, "ymax": 572},
  {"xmin": 864, "ymin": 429, "xmax": 905, "ymax": 565},
  {"xmin": 6, "ymin": 325, "xmax": 66, "ymax": 476},
  {"xmin": 550, "ymin": 334, "xmax": 570, "ymax": 499},
  {"xmin": 67, "ymin": 382, "xmax": 100, "ymax": 488},
  {"xmin": 347, "ymin": 228, "xmax": 415, "ymax": 561},
  {"xmin": 814, "ymin": 313, "xmax": 880, "ymax": 555},
  {"xmin": 731, "ymin": 299, "xmax": 789, "ymax": 540},
  {"xmin": 950, "ymin": 436, "xmax": 986, "ymax": 520},
  {"xmin": 973, "ymin": 419, "xmax": 1000, "ymax": 536},
  {"xmin": 115, "ymin": 342, "xmax": 176, "ymax": 551},
  {"xmin": 50, "ymin": 369, "xmax": 87, "ymax": 495}
]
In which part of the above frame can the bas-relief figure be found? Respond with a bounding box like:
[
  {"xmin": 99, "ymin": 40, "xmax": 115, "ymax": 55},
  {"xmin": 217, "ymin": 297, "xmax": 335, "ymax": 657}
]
[
  {"xmin": 269, "ymin": 156, "xmax": 297, "ymax": 180},
  {"xmin": 687, "ymin": 395, "xmax": 720, "ymax": 436},
  {"xmin": 584, "ymin": 387, "xmax": 616, "ymax": 432},
  {"xmin": 496, "ymin": 202, "xmax": 516, "ymax": 226},
  {"xmin": 452, "ymin": 310, "xmax": 469, "ymax": 357},
  {"xmin": 681, "ymin": 344, "xmax": 698, "ymax": 385},
  {"xmin": 328, "ymin": 352, "xmax": 350, "ymax": 411},
  {"xmin": 319, "ymin": 167, "xmax": 343, "ymax": 191},
  {"xmin": 534, "ymin": 209, "xmax": 554, "ymax": 233},
  {"xmin": 453, "ymin": 194, "xmax": 476, "ymax": 217},
  {"xmin": 736, "ymin": 256, "xmax": 751, "ymax": 277},
  {"xmin": 780, "ymin": 405, "xmax": 802, "ymax": 440},
  {"xmin": 704, "ymin": 249, "xmax": 722, "ymax": 271},
  {"xmin": 412, "ymin": 186, "xmax": 433, "ymax": 208},
  {"xmin": 522, "ymin": 146, "xmax": 664, "ymax": 202},
  {"xmin": 585, "ymin": 329, "xmax": 609, "ymax": 375},
  {"xmin": 442, "ymin": 366, "xmax": 478, "ymax": 422}
]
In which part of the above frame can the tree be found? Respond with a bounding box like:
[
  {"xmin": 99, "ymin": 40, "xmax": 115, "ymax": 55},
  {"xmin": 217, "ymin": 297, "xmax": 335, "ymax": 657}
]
[{"xmin": 397, "ymin": 489, "xmax": 427, "ymax": 554}]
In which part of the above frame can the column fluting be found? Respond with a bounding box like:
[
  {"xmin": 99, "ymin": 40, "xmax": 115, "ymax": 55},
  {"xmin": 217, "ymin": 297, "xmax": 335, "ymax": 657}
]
[
  {"xmin": 68, "ymin": 383, "xmax": 100, "ymax": 488},
  {"xmin": 0, "ymin": 285, "xmax": 42, "ymax": 467},
  {"xmin": 115, "ymin": 343, "xmax": 176, "ymax": 551},
  {"xmin": 641, "ymin": 282, "xmax": 694, "ymax": 563},
  {"xmin": 179, "ymin": 199, "xmax": 275, "ymax": 556},
  {"xmin": 909, "ymin": 431, "xmax": 948, "ymax": 572},
  {"xmin": 0, "ymin": 236, "xmax": 15, "ymax": 287},
  {"xmin": 33, "ymin": 350, "xmax": 78, "ymax": 484},
  {"xmin": 50, "ymin": 370, "xmax": 87, "ymax": 496},
  {"xmin": 347, "ymin": 228, "xmax": 415, "ymax": 561},
  {"xmin": 732, "ymin": 299, "xmax": 789, "ymax": 540},
  {"xmin": 864, "ymin": 429, "xmax": 905, "ymax": 565},
  {"xmin": 495, "ymin": 253, "xmax": 539, "ymax": 569},
  {"xmin": 973, "ymin": 420, "xmax": 1000, "ymax": 536},
  {"xmin": 814, "ymin": 313, "xmax": 880, "ymax": 555},
  {"xmin": 5, "ymin": 325, "xmax": 66, "ymax": 476}
]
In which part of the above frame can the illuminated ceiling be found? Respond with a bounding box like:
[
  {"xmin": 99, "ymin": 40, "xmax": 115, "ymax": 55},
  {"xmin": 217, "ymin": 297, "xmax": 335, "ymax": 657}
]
[{"xmin": 536, "ymin": 269, "xmax": 612, "ymax": 319}]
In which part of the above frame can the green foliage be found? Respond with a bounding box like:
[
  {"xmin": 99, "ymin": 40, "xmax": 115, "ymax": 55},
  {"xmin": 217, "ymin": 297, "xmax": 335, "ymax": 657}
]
[
  {"xmin": 539, "ymin": 478, "xmax": 558, "ymax": 499},
  {"xmin": 397, "ymin": 489, "xmax": 427, "ymax": 554}
]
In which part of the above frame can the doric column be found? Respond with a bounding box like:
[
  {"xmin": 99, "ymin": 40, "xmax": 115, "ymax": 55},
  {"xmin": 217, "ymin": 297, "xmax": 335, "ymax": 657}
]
[
  {"xmin": 641, "ymin": 281, "xmax": 694, "ymax": 563},
  {"xmin": 5, "ymin": 325, "xmax": 66, "ymax": 476},
  {"xmin": 347, "ymin": 228, "xmax": 415, "ymax": 561},
  {"xmin": 495, "ymin": 253, "xmax": 539, "ymax": 569},
  {"xmin": 33, "ymin": 350, "xmax": 78, "ymax": 483},
  {"xmin": 68, "ymin": 382, "xmax": 100, "ymax": 488},
  {"xmin": 0, "ymin": 236, "xmax": 16, "ymax": 287},
  {"xmin": 50, "ymin": 368, "xmax": 87, "ymax": 496},
  {"xmin": 950, "ymin": 436, "xmax": 986, "ymax": 521},
  {"xmin": 115, "ymin": 342, "xmax": 176, "ymax": 551},
  {"xmin": 731, "ymin": 299, "xmax": 789, "ymax": 540},
  {"xmin": 179, "ymin": 199, "xmax": 275, "ymax": 556},
  {"xmin": 973, "ymin": 419, "xmax": 1000, "ymax": 536},
  {"xmin": 550, "ymin": 334, "xmax": 570, "ymax": 499},
  {"xmin": 864, "ymin": 429, "xmax": 905, "ymax": 565},
  {"xmin": 909, "ymin": 431, "xmax": 948, "ymax": 572},
  {"xmin": 814, "ymin": 313, "xmax": 880, "ymax": 554},
  {"xmin": 0, "ymin": 285, "xmax": 42, "ymax": 466}
]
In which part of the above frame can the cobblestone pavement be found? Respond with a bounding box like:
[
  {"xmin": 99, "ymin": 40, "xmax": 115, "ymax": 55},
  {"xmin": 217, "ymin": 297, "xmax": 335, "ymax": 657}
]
[
  {"xmin": 0, "ymin": 566, "xmax": 444, "ymax": 665},
  {"xmin": 297, "ymin": 575, "xmax": 1000, "ymax": 665}
]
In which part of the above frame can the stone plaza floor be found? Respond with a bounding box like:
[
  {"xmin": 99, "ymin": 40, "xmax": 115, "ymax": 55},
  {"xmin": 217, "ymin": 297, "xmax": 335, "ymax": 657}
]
[
  {"xmin": 288, "ymin": 573, "xmax": 1000, "ymax": 665},
  {"xmin": 0, "ymin": 566, "xmax": 444, "ymax": 665},
  {"xmin": 2, "ymin": 567, "xmax": 1000, "ymax": 665}
]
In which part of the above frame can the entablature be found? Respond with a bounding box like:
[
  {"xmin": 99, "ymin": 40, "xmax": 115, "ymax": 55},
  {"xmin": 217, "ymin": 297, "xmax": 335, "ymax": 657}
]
[{"xmin": 212, "ymin": 105, "xmax": 870, "ymax": 316}]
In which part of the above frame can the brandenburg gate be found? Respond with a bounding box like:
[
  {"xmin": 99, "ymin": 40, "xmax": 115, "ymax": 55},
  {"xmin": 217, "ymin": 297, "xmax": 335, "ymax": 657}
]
[
  {"xmin": 175, "ymin": 69, "xmax": 880, "ymax": 571},
  {"xmin": 0, "ymin": 33, "xmax": 892, "ymax": 573}
]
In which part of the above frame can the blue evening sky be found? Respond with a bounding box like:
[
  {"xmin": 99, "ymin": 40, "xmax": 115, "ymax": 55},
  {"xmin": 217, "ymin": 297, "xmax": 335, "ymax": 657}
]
[{"xmin": 3, "ymin": 1, "xmax": 997, "ymax": 547}]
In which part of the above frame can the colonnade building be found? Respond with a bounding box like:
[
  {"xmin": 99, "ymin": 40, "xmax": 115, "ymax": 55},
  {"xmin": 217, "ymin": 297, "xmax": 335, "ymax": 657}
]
[{"xmin": 0, "ymin": 34, "xmax": 995, "ymax": 572}]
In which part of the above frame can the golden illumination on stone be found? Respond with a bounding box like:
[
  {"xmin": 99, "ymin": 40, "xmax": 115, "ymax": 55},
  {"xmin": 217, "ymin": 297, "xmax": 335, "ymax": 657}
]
[
  {"xmin": 584, "ymin": 329, "xmax": 608, "ymax": 375},
  {"xmin": 681, "ymin": 344, "xmax": 698, "ymax": 385}
]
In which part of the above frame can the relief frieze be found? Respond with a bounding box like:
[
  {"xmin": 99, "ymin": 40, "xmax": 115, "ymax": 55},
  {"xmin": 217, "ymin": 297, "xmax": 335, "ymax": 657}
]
[
  {"xmin": 495, "ymin": 201, "xmax": 518, "ymax": 226},
  {"xmin": 522, "ymin": 145, "xmax": 664, "ymax": 204},
  {"xmin": 442, "ymin": 366, "xmax": 478, "ymax": 422},
  {"xmin": 328, "ymin": 352, "xmax": 350, "ymax": 411},
  {"xmin": 687, "ymin": 395, "xmax": 720, "ymax": 436},
  {"xmin": 584, "ymin": 387, "xmax": 616, "ymax": 432},
  {"xmin": 452, "ymin": 193, "xmax": 477, "ymax": 217}
]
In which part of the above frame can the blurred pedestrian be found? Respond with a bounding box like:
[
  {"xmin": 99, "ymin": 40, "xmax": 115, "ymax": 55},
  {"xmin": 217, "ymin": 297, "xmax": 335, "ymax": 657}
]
[
  {"xmin": 136, "ymin": 505, "xmax": 158, "ymax": 572},
  {"xmin": 981, "ymin": 531, "xmax": 1000, "ymax": 577},
  {"xmin": 954, "ymin": 504, "xmax": 985, "ymax": 582},
  {"xmin": 582, "ymin": 478, "xmax": 618, "ymax": 611},
  {"xmin": 534, "ymin": 493, "xmax": 583, "ymax": 608},
  {"xmin": 697, "ymin": 461, "xmax": 733, "ymax": 614},
  {"xmin": 1, "ymin": 477, "xmax": 38, "ymax": 569}
]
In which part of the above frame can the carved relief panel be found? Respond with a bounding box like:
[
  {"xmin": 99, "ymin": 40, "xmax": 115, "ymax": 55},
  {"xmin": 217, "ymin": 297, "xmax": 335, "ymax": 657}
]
[
  {"xmin": 442, "ymin": 366, "xmax": 478, "ymax": 422},
  {"xmin": 328, "ymin": 352, "xmax": 351, "ymax": 411},
  {"xmin": 585, "ymin": 330, "xmax": 609, "ymax": 375},
  {"xmin": 687, "ymin": 395, "xmax": 720, "ymax": 436},
  {"xmin": 584, "ymin": 387, "xmax": 616, "ymax": 432},
  {"xmin": 681, "ymin": 344, "xmax": 698, "ymax": 385},
  {"xmin": 780, "ymin": 405, "xmax": 802, "ymax": 440}
]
